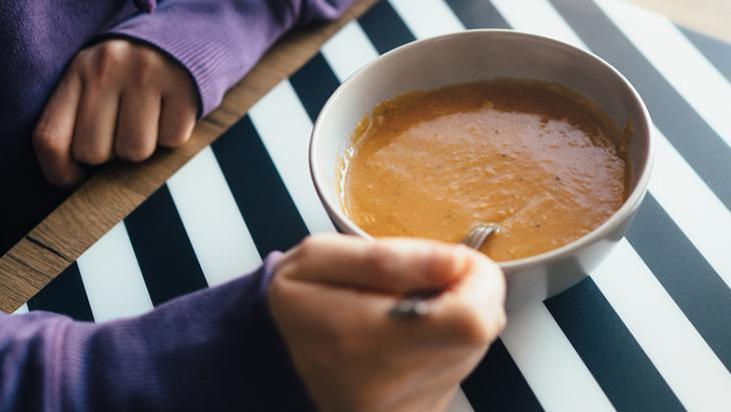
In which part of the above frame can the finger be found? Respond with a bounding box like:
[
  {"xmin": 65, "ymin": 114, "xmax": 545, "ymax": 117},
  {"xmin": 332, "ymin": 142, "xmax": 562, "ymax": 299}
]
[
  {"xmin": 115, "ymin": 88, "xmax": 160, "ymax": 161},
  {"xmin": 71, "ymin": 82, "xmax": 119, "ymax": 165},
  {"xmin": 272, "ymin": 275, "xmax": 394, "ymax": 327},
  {"xmin": 157, "ymin": 93, "xmax": 196, "ymax": 148},
  {"xmin": 272, "ymin": 265, "xmax": 497, "ymax": 354},
  {"xmin": 426, "ymin": 251, "xmax": 507, "ymax": 344},
  {"xmin": 32, "ymin": 72, "xmax": 85, "ymax": 186},
  {"xmin": 276, "ymin": 234, "xmax": 471, "ymax": 294},
  {"xmin": 269, "ymin": 274, "xmax": 396, "ymax": 348}
]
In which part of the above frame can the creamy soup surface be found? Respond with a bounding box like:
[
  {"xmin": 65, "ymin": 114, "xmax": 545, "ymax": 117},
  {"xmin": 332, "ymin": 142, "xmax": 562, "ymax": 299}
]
[{"xmin": 341, "ymin": 79, "xmax": 628, "ymax": 261}]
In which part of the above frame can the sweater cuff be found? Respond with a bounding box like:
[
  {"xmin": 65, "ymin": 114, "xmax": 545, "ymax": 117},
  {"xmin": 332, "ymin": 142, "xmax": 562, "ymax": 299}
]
[{"xmin": 102, "ymin": 2, "xmax": 297, "ymax": 117}]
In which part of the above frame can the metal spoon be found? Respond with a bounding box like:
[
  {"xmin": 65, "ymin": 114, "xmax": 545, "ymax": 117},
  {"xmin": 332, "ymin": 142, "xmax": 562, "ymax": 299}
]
[
  {"xmin": 460, "ymin": 223, "xmax": 500, "ymax": 250},
  {"xmin": 389, "ymin": 223, "xmax": 500, "ymax": 319}
]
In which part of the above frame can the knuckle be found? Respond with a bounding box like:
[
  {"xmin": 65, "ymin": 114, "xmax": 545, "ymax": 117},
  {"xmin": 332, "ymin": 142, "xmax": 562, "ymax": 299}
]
[
  {"xmin": 75, "ymin": 58, "xmax": 94, "ymax": 80},
  {"xmin": 487, "ymin": 265, "xmax": 507, "ymax": 303},
  {"xmin": 158, "ymin": 130, "xmax": 189, "ymax": 148},
  {"xmin": 138, "ymin": 47, "xmax": 160, "ymax": 67},
  {"xmin": 133, "ymin": 52, "xmax": 159, "ymax": 85},
  {"xmin": 362, "ymin": 244, "xmax": 392, "ymax": 276},
  {"xmin": 73, "ymin": 144, "xmax": 110, "ymax": 165},
  {"xmin": 494, "ymin": 309, "xmax": 507, "ymax": 335},
  {"xmin": 116, "ymin": 140, "xmax": 154, "ymax": 162},
  {"xmin": 282, "ymin": 234, "xmax": 338, "ymax": 279},
  {"xmin": 496, "ymin": 267, "xmax": 507, "ymax": 291},
  {"xmin": 422, "ymin": 246, "xmax": 459, "ymax": 284},
  {"xmin": 271, "ymin": 258, "xmax": 299, "ymax": 282},
  {"xmin": 74, "ymin": 48, "xmax": 92, "ymax": 62},
  {"xmin": 454, "ymin": 308, "xmax": 495, "ymax": 346},
  {"xmin": 295, "ymin": 236, "xmax": 322, "ymax": 262},
  {"xmin": 92, "ymin": 42, "xmax": 125, "ymax": 80},
  {"xmin": 71, "ymin": 50, "xmax": 92, "ymax": 74},
  {"xmin": 33, "ymin": 129, "xmax": 65, "ymax": 155}
]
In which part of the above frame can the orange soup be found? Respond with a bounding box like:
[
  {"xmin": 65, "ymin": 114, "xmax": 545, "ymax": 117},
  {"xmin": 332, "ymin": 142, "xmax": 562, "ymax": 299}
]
[{"xmin": 340, "ymin": 79, "xmax": 628, "ymax": 261}]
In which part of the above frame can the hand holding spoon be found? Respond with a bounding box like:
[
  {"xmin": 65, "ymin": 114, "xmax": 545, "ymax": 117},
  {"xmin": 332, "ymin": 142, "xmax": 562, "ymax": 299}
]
[{"xmin": 389, "ymin": 223, "xmax": 500, "ymax": 319}]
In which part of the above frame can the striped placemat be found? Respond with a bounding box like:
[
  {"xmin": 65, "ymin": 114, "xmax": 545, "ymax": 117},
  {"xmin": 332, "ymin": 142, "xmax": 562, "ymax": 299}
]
[{"xmin": 16, "ymin": 0, "xmax": 731, "ymax": 410}]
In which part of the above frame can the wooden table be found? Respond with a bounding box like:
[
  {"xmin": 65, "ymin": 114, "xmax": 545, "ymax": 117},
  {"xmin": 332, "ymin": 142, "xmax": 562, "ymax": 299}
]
[{"xmin": 0, "ymin": 0, "xmax": 728, "ymax": 313}]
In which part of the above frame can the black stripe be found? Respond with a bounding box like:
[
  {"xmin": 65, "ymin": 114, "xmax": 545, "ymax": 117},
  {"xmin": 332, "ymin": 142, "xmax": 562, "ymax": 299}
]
[
  {"xmin": 545, "ymin": 278, "xmax": 683, "ymax": 411},
  {"xmin": 125, "ymin": 186, "xmax": 208, "ymax": 306},
  {"xmin": 358, "ymin": 0, "xmax": 416, "ymax": 54},
  {"xmin": 462, "ymin": 339, "xmax": 543, "ymax": 411},
  {"xmin": 444, "ymin": 0, "xmax": 510, "ymax": 29},
  {"xmin": 287, "ymin": 54, "xmax": 353, "ymax": 231},
  {"xmin": 626, "ymin": 194, "xmax": 731, "ymax": 370},
  {"xmin": 211, "ymin": 115, "xmax": 309, "ymax": 256},
  {"xmin": 28, "ymin": 263, "xmax": 94, "ymax": 322},
  {"xmin": 679, "ymin": 27, "xmax": 731, "ymax": 83},
  {"xmin": 289, "ymin": 53, "xmax": 341, "ymax": 121},
  {"xmin": 548, "ymin": 0, "xmax": 731, "ymax": 209}
]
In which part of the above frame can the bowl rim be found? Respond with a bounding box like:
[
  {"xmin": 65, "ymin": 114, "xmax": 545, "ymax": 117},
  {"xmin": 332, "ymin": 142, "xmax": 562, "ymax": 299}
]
[{"xmin": 309, "ymin": 28, "xmax": 654, "ymax": 270}]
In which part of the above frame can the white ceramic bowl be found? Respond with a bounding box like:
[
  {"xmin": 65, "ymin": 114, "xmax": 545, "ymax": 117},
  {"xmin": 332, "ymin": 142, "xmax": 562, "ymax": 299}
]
[{"xmin": 309, "ymin": 30, "xmax": 653, "ymax": 309}]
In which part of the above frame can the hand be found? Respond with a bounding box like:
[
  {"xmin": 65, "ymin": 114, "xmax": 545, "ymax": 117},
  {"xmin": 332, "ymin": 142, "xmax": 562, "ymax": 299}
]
[
  {"xmin": 32, "ymin": 39, "xmax": 198, "ymax": 187},
  {"xmin": 269, "ymin": 234, "xmax": 507, "ymax": 412}
]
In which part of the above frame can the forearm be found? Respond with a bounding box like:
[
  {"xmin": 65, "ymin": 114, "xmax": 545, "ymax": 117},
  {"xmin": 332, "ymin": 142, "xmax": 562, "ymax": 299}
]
[{"xmin": 0, "ymin": 253, "xmax": 312, "ymax": 411}]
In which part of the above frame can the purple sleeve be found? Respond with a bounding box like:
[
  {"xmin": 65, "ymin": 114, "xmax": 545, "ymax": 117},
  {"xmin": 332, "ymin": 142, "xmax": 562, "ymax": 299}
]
[
  {"xmin": 105, "ymin": 0, "xmax": 356, "ymax": 117},
  {"xmin": 0, "ymin": 253, "xmax": 314, "ymax": 411}
]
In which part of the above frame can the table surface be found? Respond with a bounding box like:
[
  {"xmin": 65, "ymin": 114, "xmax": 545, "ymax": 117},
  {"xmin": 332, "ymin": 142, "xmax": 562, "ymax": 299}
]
[
  {"xmin": 0, "ymin": 0, "xmax": 727, "ymax": 310},
  {"xmin": 0, "ymin": 1, "xmax": 380, "ymax": 309},
  {"xmin": 3, "ymin": 0, "xmax": 731, "ymax": 411}
]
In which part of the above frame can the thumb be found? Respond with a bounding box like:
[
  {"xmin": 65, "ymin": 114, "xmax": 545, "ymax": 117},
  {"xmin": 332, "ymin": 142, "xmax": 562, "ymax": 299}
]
[{"xmin": 276, "ymin": 234, "xmax": 471, "ymax": 294}]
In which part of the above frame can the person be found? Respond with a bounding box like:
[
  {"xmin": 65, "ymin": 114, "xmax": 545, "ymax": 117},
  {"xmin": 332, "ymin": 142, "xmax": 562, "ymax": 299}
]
[
  {"xmin": 0, "ymin": 234, "xmax": 507, "ymax": 410},
  {"xmin": 0, "ymin": 1, "xmax": 509, "ymax": 410},
  {"xmin": 0, "ymin": 0, "xmax": 353, "ymax": 253}
]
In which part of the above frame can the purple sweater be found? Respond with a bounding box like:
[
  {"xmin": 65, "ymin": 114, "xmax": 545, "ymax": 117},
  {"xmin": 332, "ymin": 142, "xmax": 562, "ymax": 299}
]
[
  {"xmin": 0, "ymin": 0, "xmax": 352, "ymax": 252},
  {"xmin": 1, "ymin": 0, "xmax": 357, "ymax": 409},
  {"xmin": 1, "ymin": 254, "xmax": 318, "ymax": 411}
]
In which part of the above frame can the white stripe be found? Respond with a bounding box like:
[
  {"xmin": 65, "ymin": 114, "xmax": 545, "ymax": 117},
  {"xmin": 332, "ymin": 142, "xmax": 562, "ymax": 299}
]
[
  {"xmin": 595, "ymin": 0, "xmax": 731, "ymax": 147},
  {"xmin": 388, "ymin": 3, "xmax": 612, "ymax": 409},
  {"xmin": 650, "ymin": 126, "xmax": 731, "ymax": 288},
  {"xmin": 249, "ymin": 82, "xmax": 335, "ymax": 234},
  {"xmin": 493, "ymin": 0, "xmax": 731, "ymax": 290},
  {"xmin": 501, "ymin": 304, "xmax": 615, "ymax": 412},
  {"xmin": 389, "ymin": 0, "xmax": 464, "ymax": 38},
  {"xmin": 13, "ymin": 303, "xmax": 28, "ymax": 315},
  {"xmin": 593, "ymin": 240, "xmax": 731, "ymax": 409},
  {"xmin": 167, "ymin": 147, "xmax": 262, "ymax": 286},
  {"xmin": 447, "ymin": 388, "xmax": 475, "ymax": 412},
  {"xmin": 490, "ymin": 0, "xmax": 584, "ymax": 47},
  {"xmin": 322, "ymin": 24, "xmax": 378, "ymax": 80},
  {"xmin": 322, "ymin": 21, "xmax": 379, "ymax": 82},
  {"xmin": 76, "ymin": 222, "xmax": 153, "ymax": 322}
]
